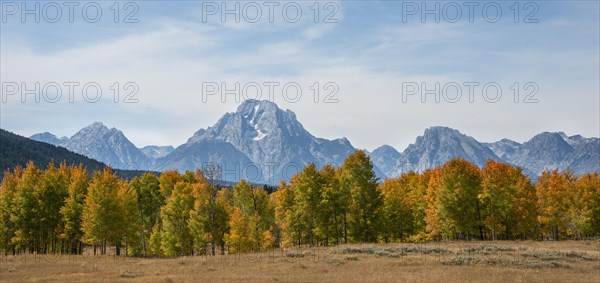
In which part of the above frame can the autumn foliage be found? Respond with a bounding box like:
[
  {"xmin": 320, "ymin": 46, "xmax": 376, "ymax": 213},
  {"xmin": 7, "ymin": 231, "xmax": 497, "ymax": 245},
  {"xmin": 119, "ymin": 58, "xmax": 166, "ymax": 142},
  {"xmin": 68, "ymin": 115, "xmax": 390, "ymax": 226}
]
[{"xmin": 0, "ymin": 153, "xmax": 599, "ymax": 257}]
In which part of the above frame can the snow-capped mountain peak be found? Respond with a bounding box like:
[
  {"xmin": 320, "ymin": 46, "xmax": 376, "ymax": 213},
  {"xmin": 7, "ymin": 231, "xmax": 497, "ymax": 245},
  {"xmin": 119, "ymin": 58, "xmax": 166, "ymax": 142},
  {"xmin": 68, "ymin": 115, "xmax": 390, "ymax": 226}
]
[{"xmin": 159, "ymin": 99, "xmax": 363, "ymax": 183}]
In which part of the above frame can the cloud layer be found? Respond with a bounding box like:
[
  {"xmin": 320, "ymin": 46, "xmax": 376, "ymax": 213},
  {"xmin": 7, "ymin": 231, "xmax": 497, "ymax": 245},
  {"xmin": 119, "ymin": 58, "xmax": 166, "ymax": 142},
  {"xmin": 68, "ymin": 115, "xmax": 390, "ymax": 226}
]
[{"xmin": 1, "ymin": 1, "xmax": 598, "ymax": 150}]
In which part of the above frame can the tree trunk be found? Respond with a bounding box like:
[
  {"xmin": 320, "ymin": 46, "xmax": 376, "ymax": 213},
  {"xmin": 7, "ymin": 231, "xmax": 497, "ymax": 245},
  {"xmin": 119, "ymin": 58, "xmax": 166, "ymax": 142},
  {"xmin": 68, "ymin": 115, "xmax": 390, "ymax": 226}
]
[
  {"xmin": 475, "ymin": 200, "xmax": 484, "ymax": 240},
  {"xmin": 334, "ymin": 214, "xmax": 340, "ymax": 245},
  {"xmin": 343, "ymin": 212, "xmax": 348, "ymax": 244}
]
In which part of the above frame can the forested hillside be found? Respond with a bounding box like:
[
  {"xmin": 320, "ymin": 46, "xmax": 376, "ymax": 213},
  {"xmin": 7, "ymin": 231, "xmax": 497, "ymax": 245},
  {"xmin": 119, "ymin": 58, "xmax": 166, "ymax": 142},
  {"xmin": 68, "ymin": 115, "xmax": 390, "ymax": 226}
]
[{"xmin": 0, "ymin": 129, "xmax": 152, "ymax": 180}]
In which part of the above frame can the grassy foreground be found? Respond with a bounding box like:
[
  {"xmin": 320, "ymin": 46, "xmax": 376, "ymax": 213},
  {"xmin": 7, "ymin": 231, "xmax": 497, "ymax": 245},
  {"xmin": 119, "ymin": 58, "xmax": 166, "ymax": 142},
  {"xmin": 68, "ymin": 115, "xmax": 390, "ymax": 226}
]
[{"xmin": 1, "ymin": 241, "xmax": 599, "ymax": 283}]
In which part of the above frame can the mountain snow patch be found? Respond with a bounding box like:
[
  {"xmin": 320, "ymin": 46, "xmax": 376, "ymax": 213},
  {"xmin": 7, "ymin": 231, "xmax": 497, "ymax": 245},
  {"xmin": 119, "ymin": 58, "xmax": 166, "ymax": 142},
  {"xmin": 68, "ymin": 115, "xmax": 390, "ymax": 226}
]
[{"xmin": 253, "ymin": 129, "xmax": 268, "ymax": 141}]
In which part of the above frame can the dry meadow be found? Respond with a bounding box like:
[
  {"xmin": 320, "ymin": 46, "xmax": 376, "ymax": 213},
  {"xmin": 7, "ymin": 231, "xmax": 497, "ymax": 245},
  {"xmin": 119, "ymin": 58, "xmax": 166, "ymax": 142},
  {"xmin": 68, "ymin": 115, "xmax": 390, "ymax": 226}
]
[{"xmin": 1, "ymin": 241, "xmax": 599, "ymax": 283}]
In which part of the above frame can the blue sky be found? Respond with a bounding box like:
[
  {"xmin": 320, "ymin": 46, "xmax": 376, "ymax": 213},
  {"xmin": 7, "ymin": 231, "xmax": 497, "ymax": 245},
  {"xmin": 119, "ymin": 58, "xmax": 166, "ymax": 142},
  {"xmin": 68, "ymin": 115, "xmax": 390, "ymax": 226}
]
[{"xmin": 1, "ymin": 1, "xmax": 599, "ymax": 150}]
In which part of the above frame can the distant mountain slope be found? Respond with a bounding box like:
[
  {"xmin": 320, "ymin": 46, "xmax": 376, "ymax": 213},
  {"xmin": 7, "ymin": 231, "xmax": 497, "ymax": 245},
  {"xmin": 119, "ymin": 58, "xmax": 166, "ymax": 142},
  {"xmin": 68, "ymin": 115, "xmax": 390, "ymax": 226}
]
[
  {"xmin": 569, "ymin": 139, "xmax": 600, "ymax": 174},
  {"xmin": 31, "ymin": 127, "xmax": 174, "ymax": 170},
  {"xmin": 571, "ymin": 134, "xmax": 600, "ymax": 169},
  {"xmin": 498, "ymin": 132, "xmax": 600, "ymax": 176},
  {"xmin": 155, "ymin": 140, "xmax": 257, "ymax": 183},
  {"xmin": 388, "ymin": 127, "xmax": 501, "ymax": 177},
  {"xmin": 505, "ymin": 132, "xmax": 574, "ymax": 172},
  {"xmin": 141, "ymin": 145, "xmax": 174, "ymax": 159},
  {"xmin": 369, "ymin": 145, "xmax": 402, "ymax": 177},
  {"xmin": 483, "ymin": 139, "xmax": 521, "ymax": 160},
  {"xmin": 61, "ymin": 122, "xmax": 152, "ymax": 170},
  {"xmin": 30, "ymin": 132, "xmax": 69, "ymax": 146},
  {"xmin": 0, "ymin": 129, "xmax": 150, "ymax": 179}
]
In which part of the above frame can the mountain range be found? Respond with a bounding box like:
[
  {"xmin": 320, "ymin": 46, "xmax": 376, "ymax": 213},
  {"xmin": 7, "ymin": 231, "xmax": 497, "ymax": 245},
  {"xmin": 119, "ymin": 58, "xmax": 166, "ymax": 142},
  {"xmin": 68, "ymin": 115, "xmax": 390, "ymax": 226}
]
[{"xmin": 27, "ymin": 99, "xmax": 599, "ymax": 184}]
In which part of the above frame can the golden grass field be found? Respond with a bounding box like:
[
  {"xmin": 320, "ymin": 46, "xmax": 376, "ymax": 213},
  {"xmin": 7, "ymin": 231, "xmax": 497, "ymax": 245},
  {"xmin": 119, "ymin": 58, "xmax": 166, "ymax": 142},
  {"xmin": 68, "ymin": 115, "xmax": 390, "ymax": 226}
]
[{"xmin": 1, "ymin": 241, "xmax": 599, "ymax": 283}]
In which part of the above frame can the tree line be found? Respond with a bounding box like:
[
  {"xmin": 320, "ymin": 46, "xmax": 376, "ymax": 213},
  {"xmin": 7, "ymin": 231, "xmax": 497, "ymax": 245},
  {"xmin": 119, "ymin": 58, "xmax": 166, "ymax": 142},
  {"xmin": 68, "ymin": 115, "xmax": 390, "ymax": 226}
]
[{"xmin": 0, "ymin": 150, "xmax": 598, "ymax": 257}]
